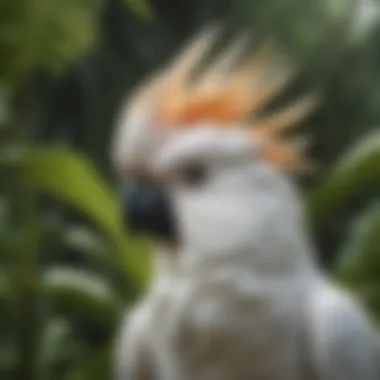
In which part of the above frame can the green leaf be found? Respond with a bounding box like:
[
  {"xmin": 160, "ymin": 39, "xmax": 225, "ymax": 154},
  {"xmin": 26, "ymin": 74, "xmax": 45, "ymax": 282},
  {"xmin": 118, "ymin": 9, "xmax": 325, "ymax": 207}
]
[
  {"xmin": 308, "ymin": 129, "xmax": 380, "ymax": 228},
  {"xmin": 64, "ymin": 225, "xmax": 113, "ymax": 264},
  {"xmin": 333, "ymin": 202, "xmax": 380, "ymax": 322},
  {"xmin": 334, "ymin": 202, "xmax": 380, "ymax": 285},
  {"xmin": 42, "ymin": 267, "xmax": 123, "ymax": 326},
  {"xmin": 24, "ymin": 148, "xmax": 121, "ymax": 237},
  {"xmin": 2, "ymin": 146, "xmax": 151, "ymax": 289}
]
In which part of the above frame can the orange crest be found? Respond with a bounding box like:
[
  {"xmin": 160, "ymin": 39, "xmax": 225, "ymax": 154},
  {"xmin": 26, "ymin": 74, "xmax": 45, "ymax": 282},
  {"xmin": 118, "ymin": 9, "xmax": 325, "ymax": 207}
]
[{"xmin": 128, "ymin": 26, "xmax": 319, "ymax": 173}]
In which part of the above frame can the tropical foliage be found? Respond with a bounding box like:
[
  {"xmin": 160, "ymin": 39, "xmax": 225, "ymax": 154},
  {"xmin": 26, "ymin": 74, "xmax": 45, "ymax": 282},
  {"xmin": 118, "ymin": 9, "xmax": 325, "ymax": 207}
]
[{"xmin": 0, "ymin": 0, "xmax": 379, "ymax": 379}]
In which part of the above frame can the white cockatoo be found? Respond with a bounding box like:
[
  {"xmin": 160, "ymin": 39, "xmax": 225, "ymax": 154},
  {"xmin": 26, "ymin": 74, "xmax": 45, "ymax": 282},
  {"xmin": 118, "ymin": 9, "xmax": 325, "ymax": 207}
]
[{"xmin": 111, "ymin": 26, "xmax": 380, "ymax": 380}]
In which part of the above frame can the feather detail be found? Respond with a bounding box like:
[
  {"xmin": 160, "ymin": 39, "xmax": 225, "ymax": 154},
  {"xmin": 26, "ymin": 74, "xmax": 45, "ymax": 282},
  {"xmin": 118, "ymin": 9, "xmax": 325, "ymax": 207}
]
[{"xmin": 126, "ymin": 25, "xmax": 319, "ymax": 173}]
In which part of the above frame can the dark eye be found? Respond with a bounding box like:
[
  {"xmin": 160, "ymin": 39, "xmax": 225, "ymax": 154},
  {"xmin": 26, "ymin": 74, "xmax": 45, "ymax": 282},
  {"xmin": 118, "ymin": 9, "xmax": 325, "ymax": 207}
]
[{"xmin": 175, "ymin": 161, "xmax": 208, "ymax": 187}]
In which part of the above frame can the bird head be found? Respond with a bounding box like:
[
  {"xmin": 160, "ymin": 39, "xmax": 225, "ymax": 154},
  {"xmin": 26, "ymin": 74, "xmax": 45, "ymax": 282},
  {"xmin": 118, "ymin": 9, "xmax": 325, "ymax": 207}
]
[{"xmin": 112, "ymin": 27, "xmax": 318, "ymax": 265}]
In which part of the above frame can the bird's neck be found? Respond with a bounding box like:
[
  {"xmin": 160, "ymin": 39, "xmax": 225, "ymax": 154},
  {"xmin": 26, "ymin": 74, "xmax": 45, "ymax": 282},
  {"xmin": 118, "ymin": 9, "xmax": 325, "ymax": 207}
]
[{"xmin": 151, "ymin": 237, "xmax": 320, "ymax": 289}]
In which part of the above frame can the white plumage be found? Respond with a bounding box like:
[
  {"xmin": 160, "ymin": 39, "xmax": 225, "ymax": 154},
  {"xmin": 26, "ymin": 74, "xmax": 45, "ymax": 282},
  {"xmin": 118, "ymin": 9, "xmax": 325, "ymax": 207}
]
[{"xmin": 112, "ymin": 27, "xmax": 380, "ymax": 380}]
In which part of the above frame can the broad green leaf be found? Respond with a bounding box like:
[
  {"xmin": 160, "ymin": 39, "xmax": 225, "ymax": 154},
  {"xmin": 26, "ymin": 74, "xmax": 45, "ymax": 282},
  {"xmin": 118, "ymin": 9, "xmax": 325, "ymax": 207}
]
[
  {"xmin": 333, "ymin": 202, "xmax": 380, "ymax": 322},
  {"xmin": 64, "ymin": 225, "xmax": 113, "ymax": 264},
  {"xmin": 42, "ymin": 267, "xmax": 123, "ymax": 326},
  {"xmin": 334, "ymin": 202, "xmax": 380, "ymax": 285},
  {"xmin": 0, "ymin": 146, "xmax": 151, "ymax": 289},
  {"xmin": 308, "ymin": 129, "xmax": 380, "ymax": 228},
  {"xmin": 23, "ymin": 148, "xmax": 121, "ymax": 238}
]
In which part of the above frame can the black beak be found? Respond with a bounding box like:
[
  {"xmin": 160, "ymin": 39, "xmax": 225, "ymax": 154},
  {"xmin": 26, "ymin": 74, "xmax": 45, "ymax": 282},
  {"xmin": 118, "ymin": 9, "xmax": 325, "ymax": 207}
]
[{"xmin": 122, "ymin": 178, "xmax": 177, "ymax": 241}]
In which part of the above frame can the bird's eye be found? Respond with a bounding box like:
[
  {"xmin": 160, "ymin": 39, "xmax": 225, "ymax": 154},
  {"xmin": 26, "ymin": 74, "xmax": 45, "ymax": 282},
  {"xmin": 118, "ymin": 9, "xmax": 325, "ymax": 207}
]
[{"xmin": 175, "ymin": 161, "xmax": 208, "ymax": 188}]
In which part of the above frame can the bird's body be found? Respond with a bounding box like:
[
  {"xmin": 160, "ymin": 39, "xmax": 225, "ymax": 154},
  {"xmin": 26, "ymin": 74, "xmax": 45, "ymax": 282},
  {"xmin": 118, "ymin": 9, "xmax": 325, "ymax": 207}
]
[
  {"xmin": 117, "ymin": 253, "xmax": 380, "ymax": 380},
  {"xmin": 112, "ymin": 26, "xmax": 380, "ymax": 380},
  {"xmin": 123, "ymin": 257, "xmax": 311, "ymax": 380}
]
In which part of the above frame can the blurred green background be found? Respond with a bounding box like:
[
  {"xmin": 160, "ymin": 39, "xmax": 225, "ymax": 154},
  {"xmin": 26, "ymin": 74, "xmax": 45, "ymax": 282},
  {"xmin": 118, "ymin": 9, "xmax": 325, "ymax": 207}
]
[{"xmin": 0, "ymin": 0, "xmax": 379, "ymax": 379}]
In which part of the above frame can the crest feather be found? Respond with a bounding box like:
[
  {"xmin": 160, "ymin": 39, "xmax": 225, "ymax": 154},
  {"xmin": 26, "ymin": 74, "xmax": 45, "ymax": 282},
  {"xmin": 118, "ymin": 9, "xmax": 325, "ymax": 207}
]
[
  {"xmin": 252, "ymin": 94, "xmax": 319, "ymax": 137},
  {"xmin": 129, "ymin": 26, "xmax": 319, "ymax": 173},
  {"xmin": 157, "ymin": 26, "xmax": 221, "ymax": 121}
]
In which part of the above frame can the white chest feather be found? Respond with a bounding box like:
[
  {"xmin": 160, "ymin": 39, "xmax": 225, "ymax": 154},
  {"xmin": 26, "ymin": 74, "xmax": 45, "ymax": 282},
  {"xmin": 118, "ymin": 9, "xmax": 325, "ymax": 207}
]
[{"xmin": 147, "ymin": 267, "xmax": 310, "ymax": 380}]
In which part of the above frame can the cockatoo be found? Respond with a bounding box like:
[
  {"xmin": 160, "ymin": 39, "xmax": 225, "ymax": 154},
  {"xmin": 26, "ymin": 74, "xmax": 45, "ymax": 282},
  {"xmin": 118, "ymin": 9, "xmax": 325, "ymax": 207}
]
[{"xmin": 111, "ymin": 27, "xmax": 380, "ymax": 380}]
